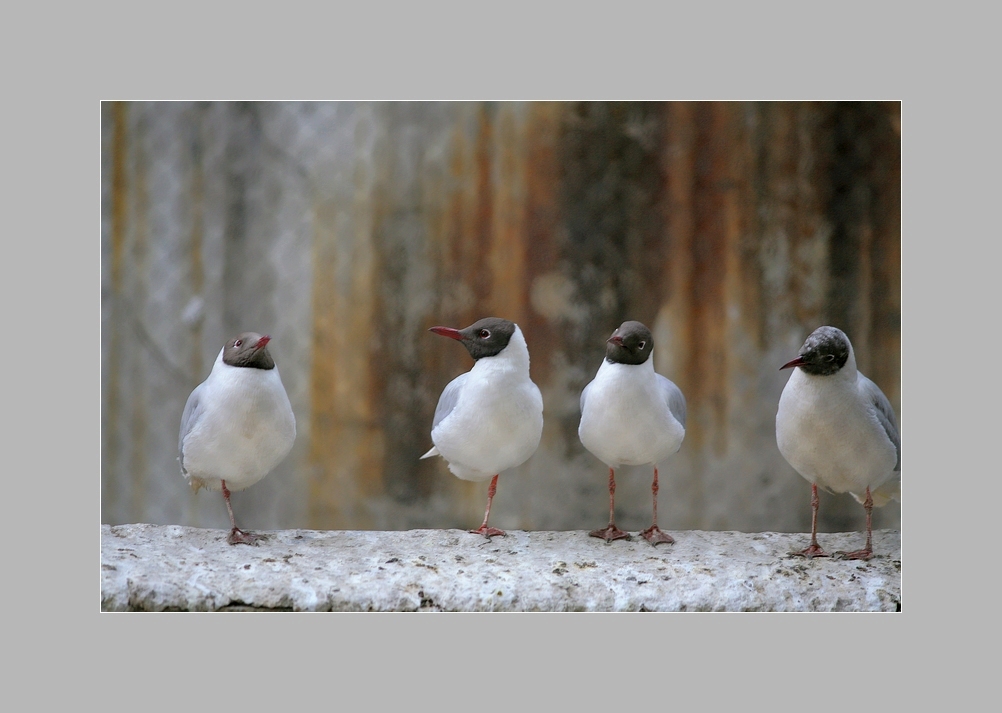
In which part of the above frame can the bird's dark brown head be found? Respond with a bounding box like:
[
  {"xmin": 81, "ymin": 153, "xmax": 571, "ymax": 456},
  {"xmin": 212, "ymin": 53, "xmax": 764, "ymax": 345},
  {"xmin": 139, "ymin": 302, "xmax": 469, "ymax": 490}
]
[
  {"xmin": 605, "ymin": 321, "xmax": 654, "ymax": 366},
  {"xmin": 780, "ymin": 325, "xmax": 850, "ymax": 376},
  {"xmin": 223, "ymin": 332, "xmax": 276, "ymax": 370},
  {"xmin": 429, "ymin": 317, "xmax": 517, "ymax": 361}
]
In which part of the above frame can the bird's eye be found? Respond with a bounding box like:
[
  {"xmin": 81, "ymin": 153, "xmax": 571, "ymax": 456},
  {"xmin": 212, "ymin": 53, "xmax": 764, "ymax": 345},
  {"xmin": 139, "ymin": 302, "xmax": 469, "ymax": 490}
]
[
  {"xmin": 479, "ymin": 329, "xmax": 491, "ymax": 339},
  {"xmin": 234, "ymin": 339, "xmax": 243, "ymax": 348},
  {"xmin": 638, "ymin": 341, "xmax": 646, "ymax": 350},
  {"xmin": 824, "ymin": 354, "xmax": 835, "ymax": 362}
]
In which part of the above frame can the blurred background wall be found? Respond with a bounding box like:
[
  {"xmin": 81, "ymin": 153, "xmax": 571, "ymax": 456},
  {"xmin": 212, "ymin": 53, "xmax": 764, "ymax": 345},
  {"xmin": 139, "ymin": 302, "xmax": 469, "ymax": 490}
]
[{"xmin": 100, "ymin": 101, "xmax": 900, "ymax": 536}]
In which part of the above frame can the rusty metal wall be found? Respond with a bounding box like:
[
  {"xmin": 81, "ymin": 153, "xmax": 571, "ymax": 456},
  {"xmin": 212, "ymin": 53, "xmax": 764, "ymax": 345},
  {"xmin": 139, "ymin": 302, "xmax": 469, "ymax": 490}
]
[{"xmin": 101, "ymin": 101, "xmax": 900, "ymax": 536}]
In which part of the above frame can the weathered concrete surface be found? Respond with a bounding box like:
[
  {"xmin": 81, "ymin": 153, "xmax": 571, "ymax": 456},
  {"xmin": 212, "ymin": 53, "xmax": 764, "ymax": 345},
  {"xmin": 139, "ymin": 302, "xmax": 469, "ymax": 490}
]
[{"xmin": 101, "ymin": 524, "xmax": 900, "ymax": 612}]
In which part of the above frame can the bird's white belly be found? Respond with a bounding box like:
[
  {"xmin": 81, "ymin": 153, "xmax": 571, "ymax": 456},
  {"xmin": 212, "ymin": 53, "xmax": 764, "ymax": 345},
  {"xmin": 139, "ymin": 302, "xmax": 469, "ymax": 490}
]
[
  {"xmin": 432, "ymin": 382, "xmax": 543, "ymax": 481},
  {"xmin": 777, "ymin": 386, "xmax": 896, "ymax": 495},
  {"xmin": 579, "ymin": 379, "xmax": 683, "ymax": 468},
  {"xmin": 183, "ymin": 382, "xmax": 295, "ymax": 492}
]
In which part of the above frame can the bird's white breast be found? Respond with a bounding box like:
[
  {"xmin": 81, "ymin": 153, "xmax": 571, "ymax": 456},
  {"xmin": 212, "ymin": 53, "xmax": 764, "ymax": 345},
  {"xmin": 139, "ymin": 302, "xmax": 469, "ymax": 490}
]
[
  {"xmin": 776, "ymin": 368, "xmax": 896, "ymax": 495},
  {"xmin": 181, "ymin": 356, "xmax": 296, "ymax": 492},
  {"xmin": 431, "ymin": 347, "xmax": 543, "ymax": 482},
  {"xmin": 579, "ymin": 359, "xmax": 684, "ymax": 468}
]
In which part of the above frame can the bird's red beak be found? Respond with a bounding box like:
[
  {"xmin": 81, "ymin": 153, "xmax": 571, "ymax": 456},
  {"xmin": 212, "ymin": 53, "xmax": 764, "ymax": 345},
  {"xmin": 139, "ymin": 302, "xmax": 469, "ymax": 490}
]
[
  {"xmin": 256, "ymin": 335, "xmax": 271, "ymax": 349},
  {"xmin": 780, "ymin": 356, "xmax": 805, "ymax": 370},
  {"xmin": 607, "ymin": 335, "xmax": 624, "ymax": 346},
  {"xmin": 429, "ymin": 326, "xmax": 464, "ymax": 341}
]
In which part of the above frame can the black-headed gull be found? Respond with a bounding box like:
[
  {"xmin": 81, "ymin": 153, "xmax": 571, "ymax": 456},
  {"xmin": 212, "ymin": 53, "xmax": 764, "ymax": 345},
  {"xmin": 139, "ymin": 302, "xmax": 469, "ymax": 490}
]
[
  {"xmin": 178, "ymin": 333, "xmax": 296, "ymax": 545},
  {"xmin": 578, "ymin": 321, "xmax": 686, "ymax": 545},
  {"xmin": 777, "ymin": 326, "xmax": 900, "ymax": 560},
  {"xmin": 422, "ymin": 317, "xmax": 543, "ymax": 539}
]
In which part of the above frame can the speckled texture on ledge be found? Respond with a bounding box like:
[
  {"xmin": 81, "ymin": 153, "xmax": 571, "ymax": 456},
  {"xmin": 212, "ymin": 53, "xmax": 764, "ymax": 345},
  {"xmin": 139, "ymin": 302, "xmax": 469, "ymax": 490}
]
[{"xmin": 101, "ymin": 524, "xmax": 901, "ymax": 612}]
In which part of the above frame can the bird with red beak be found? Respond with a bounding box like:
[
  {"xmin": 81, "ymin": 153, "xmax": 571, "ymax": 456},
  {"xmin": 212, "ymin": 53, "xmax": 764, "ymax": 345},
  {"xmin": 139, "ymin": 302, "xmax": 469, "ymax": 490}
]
[
  {"xmin": 578, "ymin": 320, "xmax": 686, "ymax": 546},
  {"xmin": 776, "ymin": 326, "xmax": 900, "ymax": 560},
  {"xmin": 178, "ymin": 332, "xmax": 296, "ymax": 545},
  {"xmin": 421, "ymin": 317, "xmax": 543, "ymax": 539}
]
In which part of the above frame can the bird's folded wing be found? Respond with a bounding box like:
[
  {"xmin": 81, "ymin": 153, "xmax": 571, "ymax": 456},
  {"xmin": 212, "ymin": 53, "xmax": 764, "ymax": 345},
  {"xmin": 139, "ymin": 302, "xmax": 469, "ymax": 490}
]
[
  {"xmin": 659, "ymin": 374, "xmax": 687, "ymax": 428},
  {"xmin": 178, "ymin": 384, "xmax": 205, "ymax": 474},
  {"xmin": 579, "ymin": 380, "xmax": 592, "ymax": 415},
  {"xmin": 431, "ymin": 372, "xmax": 469, "ymax": 431},
  {"xmin": 860, "ymin": 374, "xmax": 900, "ymax": 471}
]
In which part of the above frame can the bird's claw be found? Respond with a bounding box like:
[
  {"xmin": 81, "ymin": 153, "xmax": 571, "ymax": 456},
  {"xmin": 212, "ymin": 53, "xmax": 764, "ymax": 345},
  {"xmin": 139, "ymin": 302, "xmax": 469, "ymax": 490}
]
[
  {"xmin": 788, "ymin": 543, "xmax": 829, "ymax": 558},
  {"xmin": 834, "ymin": 548, "xmax": 873, "ymax": 561},
  {"xmin": 589, "ymin": 525, "xmax": 631, "ymax": 542},
  {"xmin": 639, "ymin": 525, "xmax": 674, "ymax": 546},
  {"xmin": 469, "ymin": 526, "xmax": 506, "ymax": 539}
]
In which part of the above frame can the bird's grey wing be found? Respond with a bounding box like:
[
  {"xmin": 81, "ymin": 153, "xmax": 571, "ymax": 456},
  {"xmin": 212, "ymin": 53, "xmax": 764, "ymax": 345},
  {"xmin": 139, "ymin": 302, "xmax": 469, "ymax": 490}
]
[
  {"xmin": 432, "ymin": 372, "xmax": 469, "ymax": 431},
  {"xmin": 658, "ymin": 374, "xmax": 687, "ymax": 428},
  {"xmin": 178, "ymin": 384, "xmax": 205, "ymax": 474},
  {"xmin": 579, "ymin": 380, "xmax": 592, "ymax": 416},
  {"xmin": 860, "ymin": 374, "xmax": 900, "ymax": 471}
]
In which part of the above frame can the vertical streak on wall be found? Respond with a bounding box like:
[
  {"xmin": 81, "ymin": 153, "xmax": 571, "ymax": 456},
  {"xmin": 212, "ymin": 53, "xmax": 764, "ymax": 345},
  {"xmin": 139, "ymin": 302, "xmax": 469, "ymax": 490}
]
[
  {"xmin": 662, "ymin": 102, "xmax": 702, "ymax": 520},
  {"xmin": 472, "ymin": 105, "xmax": 495, "ymax": 319},
  {"xmin": 129, "ymin": 108, "xmax": 149, "ymax": 519},
  {"xmin": 691, "ymin": 103, "xmax": 730, "ymax": 456},
  {"xmin": 793, "ymin": 102, "xmax": 828, "ymax": 331},
  {"xmin": 871, "ymin": 102, "xmax": 901, "ymax": 412},
  {"xmin": 189, "ymin": 112, "xmax": 205, "ymax": 380},
  {"xmin": 770, "ymin": 102, "xmax": 799, "ymax": 329},
  {"xmin": 662, "ymin": 102, "xmax": 695, "ymax": 419},
  {"xmin": 104, "ymin": 102, "xmax": 128, "ymax": 518},
  {"xmin": 522, "ymin": 102, "xmax": 563, "ymax": 388},
  {"xmin": 309, "ymin": 200, "xmax": 341, "ymax": 527},
  {"xmin": 718, "ymin": 103, "xmax": 747, "ymax": 391},
  {"xmin": 733, "ymin": 105, "xmax": 764, "ymax": 351},
  {"xmin": 488, "ymin": 104, "xmax": 527, "ymax": 327},
  {"xmin": 308, "ymin": 113, "xmax": 383, "ymax": 529},
  {"xmin": 825, "ymin": 102, "xmax": 864, "ymax": 349}
]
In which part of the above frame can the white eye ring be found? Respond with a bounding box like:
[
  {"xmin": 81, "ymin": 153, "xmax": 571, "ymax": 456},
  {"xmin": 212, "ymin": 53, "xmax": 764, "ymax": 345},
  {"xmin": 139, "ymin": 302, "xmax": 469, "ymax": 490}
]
[
  {"xmin": 479, "ymin": 329, "xmax": 491, "ymax": 339},
  {"xmin": 824, "ymin": 354, "xmax": 835, "ymax": 362},
  {"xmin": 234, "ymin": 339, "xmax": 243, "ymax": 348},
  {"xmin": 638, "ymin": 340, "xmax": 646, "ymax": 350}
]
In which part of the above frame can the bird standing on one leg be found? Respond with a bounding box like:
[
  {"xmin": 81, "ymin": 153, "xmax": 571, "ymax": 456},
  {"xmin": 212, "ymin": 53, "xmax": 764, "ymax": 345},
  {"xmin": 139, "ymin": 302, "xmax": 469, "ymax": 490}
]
[
  {"xmin": 578, "ymin": 321, "xmax": 686, "ymax": 545},
  {"xmin": 776, "ymin": 326, "xmax": 900, "ymax": 560},
  {"xmin": 422, "ymin": 317, "xmax": 544, "ymax": 539},
  {"xmin": 178, "ymin": 333, "xmax": 296, "ymax": 545}
]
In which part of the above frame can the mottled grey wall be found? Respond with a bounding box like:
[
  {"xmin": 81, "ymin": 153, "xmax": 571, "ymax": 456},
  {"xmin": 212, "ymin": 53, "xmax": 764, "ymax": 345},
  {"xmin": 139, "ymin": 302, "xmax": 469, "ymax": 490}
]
[{"xmin": 101, "ymin": 101, "xmax": 900, "ymax": 537}]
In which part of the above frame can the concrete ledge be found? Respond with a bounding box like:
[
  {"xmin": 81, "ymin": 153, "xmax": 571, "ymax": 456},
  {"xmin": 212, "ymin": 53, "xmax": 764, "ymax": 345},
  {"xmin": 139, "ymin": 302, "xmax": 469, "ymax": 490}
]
[{"xmin": 101, "ymin": 524, "xmax": 901, "ymax": 612}]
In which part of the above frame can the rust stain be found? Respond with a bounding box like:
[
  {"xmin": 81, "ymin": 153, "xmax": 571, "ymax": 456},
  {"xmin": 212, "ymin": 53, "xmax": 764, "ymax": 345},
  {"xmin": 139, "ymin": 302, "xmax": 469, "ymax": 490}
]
[
  {"xmin": 521, "ymin": 102, "xmax": 563, "ymax": 386},
  {"xmin": 308, "ymin": 148, "xmax": 385, "ymax": 529},
  {"xmin": 487, "ymin": 104, "xmax": 527, "ymax": 324},
  {"xmin": 103, "ymin": 101, "xmax": 128, "ymax": 519},
  {"xmin": 693, "ymin": 102, "xmax": 731, "ymax": 456},
  {"xmin": 718, "ymin": 102, "xmax": 750, "ymax": 368},
  {"xmin": 662, "ymin": 101, "xmax": 696, "ymax": 429},
  {"xmin": 471, "ymin": 104, "xmax": 495, "ymax": 319}
]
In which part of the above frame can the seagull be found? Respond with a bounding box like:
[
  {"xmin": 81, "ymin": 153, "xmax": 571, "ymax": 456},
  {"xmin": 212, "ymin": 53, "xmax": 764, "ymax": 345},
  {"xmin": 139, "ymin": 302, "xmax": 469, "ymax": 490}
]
[
  {"xmin": 421, "ymin": 317, "xmax": 544, "ymax": 539},
  {"xmin": 578, "ymin": 320, "xmax": 686, "ymax": 545},
  {"xmin": 776, "ymin": 326, "xmax": 900, "ymax": 560},
  {"xmin": 178, "ymin": 332, "xmax": 296, "ymax": 545}
]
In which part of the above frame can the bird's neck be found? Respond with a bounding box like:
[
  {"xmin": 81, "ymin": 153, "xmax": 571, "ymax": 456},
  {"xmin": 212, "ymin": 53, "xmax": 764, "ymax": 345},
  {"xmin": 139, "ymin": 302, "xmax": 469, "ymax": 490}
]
[{"xmin": 473, "ymin": 326, "xmax": 531, "ymax": 378}]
